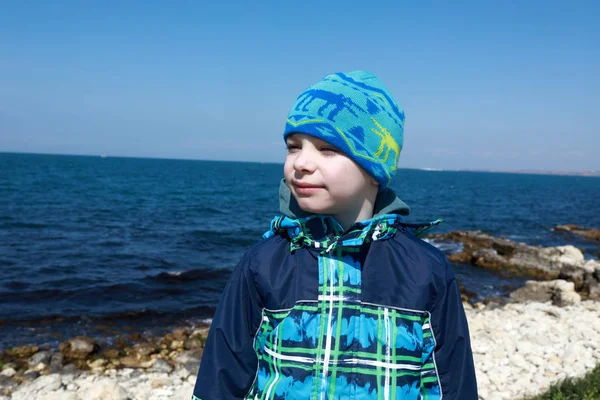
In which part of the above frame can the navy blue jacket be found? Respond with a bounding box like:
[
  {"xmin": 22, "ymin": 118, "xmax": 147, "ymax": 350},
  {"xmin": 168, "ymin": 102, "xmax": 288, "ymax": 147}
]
[{"xmin": 193, "ymin": 185, "xmax": 477, "ymax": 399}]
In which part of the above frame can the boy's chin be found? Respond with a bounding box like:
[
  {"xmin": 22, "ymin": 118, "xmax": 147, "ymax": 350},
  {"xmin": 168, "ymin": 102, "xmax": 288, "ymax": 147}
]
[{"xmin": 295, "ymin": 201, "xmax": 333, "ymax": 216}]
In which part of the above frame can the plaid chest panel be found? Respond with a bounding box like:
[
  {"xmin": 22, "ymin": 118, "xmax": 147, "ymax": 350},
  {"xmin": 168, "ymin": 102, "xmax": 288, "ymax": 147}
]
[{"xmin": 247, "ymin": 242, "xmax": 440, "ymax": 400}]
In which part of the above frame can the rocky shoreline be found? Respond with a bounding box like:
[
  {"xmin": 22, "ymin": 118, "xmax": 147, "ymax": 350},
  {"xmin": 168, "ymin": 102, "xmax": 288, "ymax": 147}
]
[
  {"xmin": 0, "ymin": 325, "xmax": 209, "ymax": 400},
  {"xmin": 2, "ymin": 226, "xmax": 599, "ymax": 400},
  {"xmin": 2, "ymin": 298, "xmax": 599, "ymax": 400}
]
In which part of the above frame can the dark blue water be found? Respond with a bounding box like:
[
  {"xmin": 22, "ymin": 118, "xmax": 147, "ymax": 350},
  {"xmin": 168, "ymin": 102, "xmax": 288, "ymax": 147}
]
[{"xmin": 1, "ymin": 153, "xmax": 599, "ymax": 350}]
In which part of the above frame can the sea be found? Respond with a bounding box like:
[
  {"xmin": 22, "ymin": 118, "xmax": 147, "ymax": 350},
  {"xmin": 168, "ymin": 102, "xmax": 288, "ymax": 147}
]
[{"xmin": 1, "ymin": 152, "xmax": 599, "ymax": 351}]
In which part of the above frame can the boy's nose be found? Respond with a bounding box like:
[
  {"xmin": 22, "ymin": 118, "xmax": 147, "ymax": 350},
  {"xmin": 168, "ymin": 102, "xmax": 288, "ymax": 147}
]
[{"xmin": 293, "ymin": 149, "xmax": 316, "ymax": 173}]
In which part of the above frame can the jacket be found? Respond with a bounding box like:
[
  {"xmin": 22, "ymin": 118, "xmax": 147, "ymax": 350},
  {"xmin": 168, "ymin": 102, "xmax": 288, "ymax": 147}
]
[{"xmin": 192, "ymin": 182, "xmax": 478, "ymax": 399}]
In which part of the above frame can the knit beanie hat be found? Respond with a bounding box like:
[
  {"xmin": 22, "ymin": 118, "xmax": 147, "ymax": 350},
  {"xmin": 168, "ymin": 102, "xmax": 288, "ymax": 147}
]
[{"xmin": 283, "ymin": 70, "xmax": 405, "ymax": 189}]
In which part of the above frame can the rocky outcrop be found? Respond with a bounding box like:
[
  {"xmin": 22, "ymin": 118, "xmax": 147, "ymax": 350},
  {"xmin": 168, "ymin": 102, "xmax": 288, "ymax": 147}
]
[
  {"xmin": 430, "ymin": 230, "xmax": 600, "ymax": 298},
  {"xmin": 555, "ymin": 224, "xmax": 600, "ymax": 241},
  {"xmin": 509, "ymin": 279, "xmax": 581, "ymax": 306}
]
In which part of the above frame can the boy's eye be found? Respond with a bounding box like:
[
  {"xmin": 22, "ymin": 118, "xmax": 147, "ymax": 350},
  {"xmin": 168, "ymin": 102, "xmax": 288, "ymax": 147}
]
[
  {"xmin": 320, "ymin": 146, "xmax": 338, "ymax": 155},
  {"xmin": 286, "ymin": 144, "xmax": 300, "ymax": 153}
]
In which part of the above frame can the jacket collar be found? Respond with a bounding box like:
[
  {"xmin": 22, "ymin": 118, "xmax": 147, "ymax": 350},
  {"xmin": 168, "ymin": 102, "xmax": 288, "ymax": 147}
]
[
  {"xmin": 268, "ymin": 179, "xmax": 440, "ymax": 253},
  {"xmin": 263, "ymin": 213, "xmax": 402, "ymax": 253}
]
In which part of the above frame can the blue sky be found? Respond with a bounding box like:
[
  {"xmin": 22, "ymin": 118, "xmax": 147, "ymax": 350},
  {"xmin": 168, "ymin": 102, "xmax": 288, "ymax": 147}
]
[{"xmin": 0, "ymin": 1, "xmax": 598, "ymax": 171}]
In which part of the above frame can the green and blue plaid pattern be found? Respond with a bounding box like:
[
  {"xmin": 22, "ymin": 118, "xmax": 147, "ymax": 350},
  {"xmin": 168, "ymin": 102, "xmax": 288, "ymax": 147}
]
[{"xmin": 247, "ymin": 214, "xmax": 442, "ymax": 399}]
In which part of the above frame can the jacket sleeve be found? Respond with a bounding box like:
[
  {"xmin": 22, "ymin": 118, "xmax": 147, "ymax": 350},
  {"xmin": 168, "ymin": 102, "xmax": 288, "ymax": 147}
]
[
  {"xmin": 192, "ymin": 250, "xmax": 263, "ymax": 400},
  {"xmin": 425, "ymin": 263, "xmax": 478, "ymax": 399}
]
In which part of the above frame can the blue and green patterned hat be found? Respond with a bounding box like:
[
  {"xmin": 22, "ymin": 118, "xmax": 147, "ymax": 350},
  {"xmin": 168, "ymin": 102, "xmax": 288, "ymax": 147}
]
[{"xmin": 283, "ymin": 70, "xmax": 405, "ymax": 189}]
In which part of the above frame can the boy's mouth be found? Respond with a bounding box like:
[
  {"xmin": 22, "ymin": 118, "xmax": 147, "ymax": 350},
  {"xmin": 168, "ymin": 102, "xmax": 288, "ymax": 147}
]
[
  {"xmin": 294, "ymin": 181, "xmax": 324, "ymax": 188},
  {"xmin": 293, "ymin": 181, "xmax": 325, "ymax": 194}
]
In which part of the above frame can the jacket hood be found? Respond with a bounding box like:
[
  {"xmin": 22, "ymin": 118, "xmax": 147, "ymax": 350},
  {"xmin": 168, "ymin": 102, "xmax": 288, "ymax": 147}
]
[{"xmin": 278, "ymin": 178, "xmax": 410, "ymax": 219}]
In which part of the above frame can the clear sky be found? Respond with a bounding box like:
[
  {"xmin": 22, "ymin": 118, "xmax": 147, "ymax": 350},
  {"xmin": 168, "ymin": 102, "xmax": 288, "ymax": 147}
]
[{"xmin": 1, "ymin": 1, "xmax": 598, "ymax": 171}]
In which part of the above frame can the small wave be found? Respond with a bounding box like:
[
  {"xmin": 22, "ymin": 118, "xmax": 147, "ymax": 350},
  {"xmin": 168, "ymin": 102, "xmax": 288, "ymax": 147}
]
[
  {"xmin": 144, "ymin": 268, "xmax": 231, "ymax": 284},
  {"xmin": 165, "ymin": 271, "xmax": 183, "ymax": 276}
]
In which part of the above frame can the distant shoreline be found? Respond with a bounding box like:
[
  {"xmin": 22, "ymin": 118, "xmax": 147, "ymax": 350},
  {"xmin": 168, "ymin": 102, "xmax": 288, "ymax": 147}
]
[
  {"xmin": 1, "ymin": 151, "xmax": 598, "ymax": 177},
  {"xmin": 410, "ymin": 167, "xmax": 600, "ymax": 178}
]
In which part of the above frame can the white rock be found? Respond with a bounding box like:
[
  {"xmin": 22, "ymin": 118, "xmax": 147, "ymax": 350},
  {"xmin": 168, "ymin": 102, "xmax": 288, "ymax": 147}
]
[
  {"xmin": 174, "ymin": 350, "xmax": 202, "ymax": 365},
  {"xmin": 78, "ymin": 377, "xmax": 128, "ymax": 400},
  {"xmin": 104, "ymin": 369, "xmax": 117, "ymax": 378},
  {"xmin": 174, "ymin": 382, "xmax": 195, "ymax": 399},
  {"xmin": 21, "ymin": 374, "xmax": 62, "ymax": 393},
  {"xmin": 33, "ymin": 362, "xmax": 48, "ymax": 372},
  {"xmin": 582, "ymin": 259, "xmax": 600, "ymax": 273},
  {"xmin": 477, "ymin": 387, "xmax": 489, "ymax": 400},
  {"xmin": 150, "ymin": 377, "xmax": 171, "ymax": 388},
  {"xmin": 510, "ymin": 354, "xmax": 530, "ymax": 370},
  {"xmin": 0, "ymin": 367, "xmax": 15, "ymax": 377},
  {"xmin": 151, "ymin": 358, "xmax": 172, "ymax": 374},
  {"xmin": 118, "ymin": 368, "xmax": 134, "ymax": 377},
  {"xmin": 38, "ymin": 391, "xmax": 78, "ymax": 400},
  {"xmin": 176, "ymin": 366, "xmax": 191, "ymax": 380},
  {"xmin": 475, "ymin": 371, "xmax": 490, "ymax": 386},
  {"xmin": 516, "ymin": 340, "xmax": 535, "ymax": 355},
  {"xmin": 553, "ymin": 245, "xmax": 585, "ymax": 265}
]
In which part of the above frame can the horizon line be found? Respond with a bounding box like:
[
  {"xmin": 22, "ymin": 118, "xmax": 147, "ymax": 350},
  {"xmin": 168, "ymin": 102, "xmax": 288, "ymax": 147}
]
[{"xmin": 1, "ymin": 150, "xmax": 598, "ymax": 177}]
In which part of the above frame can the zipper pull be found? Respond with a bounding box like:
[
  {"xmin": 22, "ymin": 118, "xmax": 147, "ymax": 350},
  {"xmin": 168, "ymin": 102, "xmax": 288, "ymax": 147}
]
[
  {"xmin": 372, "ymin": 222, "xmax": 383, "ymax": 240},
  {"xmin": 325, "ymin": 241, "xmax": 337, "ymax": 253}
]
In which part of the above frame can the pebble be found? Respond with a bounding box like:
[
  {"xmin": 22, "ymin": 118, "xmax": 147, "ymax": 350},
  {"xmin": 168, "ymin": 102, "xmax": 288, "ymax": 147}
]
[{"xmin": 0, "ymin": 368, "xmax": 15, "ymax": 378}]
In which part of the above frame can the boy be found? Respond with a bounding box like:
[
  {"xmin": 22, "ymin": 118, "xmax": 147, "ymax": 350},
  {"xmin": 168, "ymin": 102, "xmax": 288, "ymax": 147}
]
[{"xmin": 193, "ymin": 71, "xmax": 477, "ymax": 399}]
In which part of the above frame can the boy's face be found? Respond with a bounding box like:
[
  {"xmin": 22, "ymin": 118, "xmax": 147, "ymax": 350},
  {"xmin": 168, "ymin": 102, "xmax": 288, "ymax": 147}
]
[{"xmin": 284, "ymin": 134, "xmax": 378, "ymax": 223}]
